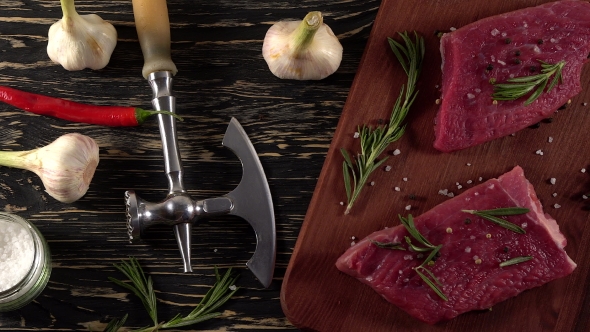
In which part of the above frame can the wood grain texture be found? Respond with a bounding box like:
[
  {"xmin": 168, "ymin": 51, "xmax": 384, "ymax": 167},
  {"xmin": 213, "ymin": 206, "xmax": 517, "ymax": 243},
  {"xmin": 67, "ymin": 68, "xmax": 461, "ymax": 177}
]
[
  {"xmin": 281, "ymin": 0, "xmax": 590, "ymax": 331},
  {"xmin": 0, "ymin": 0, "xmax": 379, "ymax": 330}
]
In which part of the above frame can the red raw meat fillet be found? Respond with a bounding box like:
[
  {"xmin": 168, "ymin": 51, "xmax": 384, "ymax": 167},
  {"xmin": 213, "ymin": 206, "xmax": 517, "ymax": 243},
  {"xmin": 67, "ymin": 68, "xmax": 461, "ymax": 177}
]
[
  {"xmin": 434, "ymin": 0, "xmax": 590, "ymax": 152},
  {"xmin": 335, "ymin": 166, "xmax": 576, "ymax": 324}
]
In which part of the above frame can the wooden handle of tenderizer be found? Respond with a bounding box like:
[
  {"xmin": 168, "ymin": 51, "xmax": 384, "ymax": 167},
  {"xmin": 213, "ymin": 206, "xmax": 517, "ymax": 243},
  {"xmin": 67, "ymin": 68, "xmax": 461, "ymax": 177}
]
[{"xmin": 132, "ymin": 0, "xmax": 178, "ymax": 78}]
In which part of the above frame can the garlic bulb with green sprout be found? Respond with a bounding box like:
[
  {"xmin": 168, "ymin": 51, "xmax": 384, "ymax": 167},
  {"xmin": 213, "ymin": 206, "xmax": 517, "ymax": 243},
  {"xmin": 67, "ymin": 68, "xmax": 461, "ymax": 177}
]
[
  {"xmin": 0, "ymin": 133, "xmax": 99, "ymax": 203},
  {"xmin": 47, "ymin": 0, "xmax": 117, "ymax": 71},
  {"xmin": 262, "ymin": 11, "xmax": 343, "ymax": 80}
]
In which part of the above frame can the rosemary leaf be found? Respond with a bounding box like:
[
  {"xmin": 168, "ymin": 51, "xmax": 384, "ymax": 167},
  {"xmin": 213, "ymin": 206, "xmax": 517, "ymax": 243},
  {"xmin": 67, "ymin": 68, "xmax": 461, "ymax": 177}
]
[
  {"xmin": 415, "ymin": 267, "xmax": 448, "ymax": 301},
  {"xmin": 492, "ymin": 60, "xmax": 565, "ymax": 105},
  {"xmin": 103, "ymin": 314, "xmax": 128, "ymax": 332},
  {"xmin": 500, "ymin": 256, "xmax": 533, "ymax": 267},
  {"xmin": 420, "ymin": 245, "xmax": 442, "ymax": 268},
  {"xmin": 371, "ymin": 240, "xmax": 406, "ymax": 250},
  {"xmin": 404, "ymin": 236, "xmax": 432, "ymax": 252},
  {"xmin": 341, "ymin": 31, "xmax": 424, "ymax": 215},
  {"xmin": 462, "ymin": 208, "xmax": 527, "ymax": 234},
  {"xmin": 472, "ymin": 207, "xmax": 530, "ymax": 216},
  {"xmin": 400, "ymin": 215, "xmax": 435, "ymax": 249}
]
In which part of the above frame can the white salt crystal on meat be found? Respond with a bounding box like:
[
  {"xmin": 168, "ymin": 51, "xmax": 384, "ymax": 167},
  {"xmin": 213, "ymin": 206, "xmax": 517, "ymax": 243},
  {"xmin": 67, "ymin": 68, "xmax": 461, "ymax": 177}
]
[
  {"xmin": 393, "ymin": 149, "xmax": 401, "ymax": 156},
  {"xmin": 353, "ymin": 132, "xmax": 360, "ymax": 138},
  {"xmin": 554, "ymin": 204, "xmax": 561, "ymax": 209},
  {"xmin": 550, "ymin": 178, "xmax": 556, "ymax": 185},
  {"xmin": 490, "ymin": 28, "xmax": 500, "ymax": 36},
  {"xmin": 0, "ymin": 220, "xmax": 35, "ymax": 292},
  {"xmin": 405, "ymin": 205, "xmax": 412, "ymax": 211},
  {"xmin": 548, "ymin": 137, "xmax": 553, "ymax": 143},
  {"xmin": 395, "ymin": 187, "xmax": 401, "ymax": 192},
  {"xmin": 385, "ymin": 165, "xmax": 392, "ymax": 172}
]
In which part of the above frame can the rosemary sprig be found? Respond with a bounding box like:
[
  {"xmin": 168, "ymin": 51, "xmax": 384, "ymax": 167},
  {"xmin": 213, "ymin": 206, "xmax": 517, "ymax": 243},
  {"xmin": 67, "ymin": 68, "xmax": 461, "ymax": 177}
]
[
  {"xmin": 370, "ymin": 240, "xmax": 406, "ymax": 250},
  {"xmin": 414, "ymin": 244, "xmax": 448, "ymax": 301},
  {"xmin": 341, "ymin": 31, "xmax": 424, "ymax": 215},
  {"xmin": 462, "ymin": 207, "xmax": 529, "ymax": 234},
  {"xmin": 499, "ymin": 256, "xmax": 533, "ymax": 267},
  {"xmin": 104, "ymin": 257, "xmax": 239, "ymax": 332},
  {"xmin": 400, "ymin": 215, "xmax": 447, "ymax": 301},
  {"xmin": 492, "ymin": 60, "xmax": 565, "ymax": 105}
]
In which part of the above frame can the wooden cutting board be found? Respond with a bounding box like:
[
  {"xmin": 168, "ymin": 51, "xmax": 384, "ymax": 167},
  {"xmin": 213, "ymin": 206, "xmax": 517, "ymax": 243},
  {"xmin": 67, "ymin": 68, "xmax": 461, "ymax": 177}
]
[{"xmin": 280, "ymin": 0, "xmax": 590, "ymax": 331}]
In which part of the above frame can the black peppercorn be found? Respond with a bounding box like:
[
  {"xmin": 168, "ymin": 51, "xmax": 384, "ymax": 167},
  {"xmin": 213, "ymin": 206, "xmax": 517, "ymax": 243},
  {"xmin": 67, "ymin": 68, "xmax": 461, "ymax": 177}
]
[
  {"xmin": 505, "ymin": 38, "xmax": 512, "ymax": 44},
  {"xmin": 514, "ymin": 58, "xmax": 521, "ymax": 65},
  {"xmin": 515, "ymin": 50, "xmax": 521, "ymax": 56},
  {"xmin": 486, "ymin": 64, "xmax": 494, "ymax": 71}
]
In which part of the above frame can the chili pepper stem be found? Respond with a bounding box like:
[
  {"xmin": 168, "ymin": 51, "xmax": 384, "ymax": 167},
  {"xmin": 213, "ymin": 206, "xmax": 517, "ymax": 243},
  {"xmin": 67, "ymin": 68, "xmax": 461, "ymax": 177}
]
[{"xmin": 135, "ymin": 108, "xmax": 183, "ymax": 124}]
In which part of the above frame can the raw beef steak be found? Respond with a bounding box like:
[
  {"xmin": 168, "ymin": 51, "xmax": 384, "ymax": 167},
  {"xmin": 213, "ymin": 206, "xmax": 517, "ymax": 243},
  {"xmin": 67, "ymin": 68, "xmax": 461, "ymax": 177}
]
[
  {"xmin": 335, "ymin": 166, "xmax": 576, "ymax": 324},
  {"xmin": 434, "ymin": 0, "xmax": 590, "ymax": 152}
]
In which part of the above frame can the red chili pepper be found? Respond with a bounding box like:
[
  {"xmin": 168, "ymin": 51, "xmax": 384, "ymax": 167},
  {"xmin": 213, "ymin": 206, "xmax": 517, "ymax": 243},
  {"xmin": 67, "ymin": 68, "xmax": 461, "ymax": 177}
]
[{"xmin": 0, "ymin": 85, "xmax": 181, "ymax": 126}]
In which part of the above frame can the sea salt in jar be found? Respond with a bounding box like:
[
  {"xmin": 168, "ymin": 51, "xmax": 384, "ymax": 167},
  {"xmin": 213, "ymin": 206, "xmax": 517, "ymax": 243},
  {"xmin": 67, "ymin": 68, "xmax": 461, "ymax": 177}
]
[{"xmin": 0, "ymin": 212, "xmax": 51, "ymax": 312}]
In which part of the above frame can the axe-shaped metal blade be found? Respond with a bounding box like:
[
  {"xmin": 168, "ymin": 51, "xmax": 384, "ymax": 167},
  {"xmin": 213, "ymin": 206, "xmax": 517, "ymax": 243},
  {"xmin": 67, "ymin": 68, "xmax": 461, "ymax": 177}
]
[{"xmin": 223, "ymin": 117, "xmax": 276, "ymax": 288}]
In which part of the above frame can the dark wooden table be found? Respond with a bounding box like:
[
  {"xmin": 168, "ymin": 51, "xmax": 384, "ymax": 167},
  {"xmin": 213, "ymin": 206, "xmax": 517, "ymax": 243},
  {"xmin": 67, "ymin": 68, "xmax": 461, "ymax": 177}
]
[{"xmin": 0, "ymin": 0, "xmax": 379, "ymax": 330}]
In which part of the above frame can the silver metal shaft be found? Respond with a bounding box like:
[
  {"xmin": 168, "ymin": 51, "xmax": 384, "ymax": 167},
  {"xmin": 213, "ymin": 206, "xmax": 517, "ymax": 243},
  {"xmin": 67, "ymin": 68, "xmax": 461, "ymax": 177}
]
[{"xmin": 147, "ymin": 71, "xmax": 193, "ymax": 272}]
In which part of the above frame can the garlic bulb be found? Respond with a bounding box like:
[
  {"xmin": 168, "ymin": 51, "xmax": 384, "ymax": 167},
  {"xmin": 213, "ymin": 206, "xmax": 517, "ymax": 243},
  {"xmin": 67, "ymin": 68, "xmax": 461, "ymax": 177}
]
[
  {"xmin": 0, "ymin": 133, "xmax": 100, "ymax": 203},
  {"xmin": 47, "ymin": 0, "xmax": 117, "ymax": 71},
  {"xmin": 262, "ymin": 11, "xmax": 343, "ymax": 80}
]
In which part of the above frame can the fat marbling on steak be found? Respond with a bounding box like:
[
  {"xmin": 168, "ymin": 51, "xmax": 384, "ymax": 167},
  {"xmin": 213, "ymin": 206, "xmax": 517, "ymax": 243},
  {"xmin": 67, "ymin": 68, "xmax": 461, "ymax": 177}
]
[
  {"xmin": 335, "ymin": 166, "xmax": 576, "ymax": 324},
  {"xmin": 433, "ymin": 0, "xmax": 590, "ymax": 152}
]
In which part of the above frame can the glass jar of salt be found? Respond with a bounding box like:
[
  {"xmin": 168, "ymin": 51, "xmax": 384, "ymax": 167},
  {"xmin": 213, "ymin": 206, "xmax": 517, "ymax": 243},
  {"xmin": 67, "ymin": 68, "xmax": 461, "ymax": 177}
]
[{"xmin": 0, "ymin": 212, "xmax": 51, "ymax": 311}]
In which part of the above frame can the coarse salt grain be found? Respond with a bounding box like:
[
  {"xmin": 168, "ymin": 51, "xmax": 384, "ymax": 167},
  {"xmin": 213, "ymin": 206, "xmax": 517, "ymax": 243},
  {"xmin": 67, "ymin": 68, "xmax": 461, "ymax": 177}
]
[
  {"xmin": 450, "ymin": 27, "xmax": 457, "ymax": 31},
  {"xmin": 467, "ymin": 180, "xmax": 473, "ymax": 184},
  {"xmin": 582, "ymin": 168, "xmax": 586, "ymax": 173},
  {"xmin": 536, "ymin": 149, "xmax": 544, "ymax": 156},
  {"xmin": 405, "ymin": 205, "xmax": 412, "ymax": 211},
  {"xmin": 521, "ymin": 223, "xmax": 528, "ymax": 228},
  {"xmin": 403, "ymin": 177, "xmax": 408, "ymax": 182},
  {"xmin": 548, "ymin": 137, "xmax": 553, "ymax": 143},
  {"xmin": 552, "ymin": 193, "xmax": 557, "ymax": 197},
  {"xmin": 395, "ymin": 187, "xmax": 401, "ymax": 192},
  {"xmin": 465, "ymin": 247, "xmax": 471, "ymax": 253},
  {"xmin": 554, "ymin": 203, "xmax": 561, "ymax": 209},
  {"xmin": 0, "ymin": 219, "xmax": 35, "ymax": 292},
  {"xmin": 370, "ymin": 181, "xmax": 375, "ymax": 186},
  {"xmin": 583, "ymin": 195, "xmax": 588, "ymax": 200},
  {"xmin": 385, "ymin": 165, "xmax": 392, "ymax": 172},
  {"xmin": 229, "ymin": 285, "xmax": 237, "ymax": 291},
  {"xmin": 353, "ymin": 132, "xmax": 360, "ymax": 138},
  {"xmin": 550, "ymin": 178, "xmax": 556, "ymax": 185},
  {"xmin": 393, "ymin": 149, "xmax": 401, "ymax": 156},
  {"xmin": 351, "ymin": 241, "xmax": 356, "ymax": 246}
]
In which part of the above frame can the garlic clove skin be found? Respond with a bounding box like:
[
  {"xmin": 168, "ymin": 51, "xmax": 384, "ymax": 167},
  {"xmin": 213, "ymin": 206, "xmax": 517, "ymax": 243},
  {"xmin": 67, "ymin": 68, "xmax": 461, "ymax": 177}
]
[
  {"xmin": 23, "ymin": 133, "xmax": 100, "ymax": 203},
  {"xmin": 47, "ymin": 1, "xmax": 117, "ymax": 71},
  {"xmin": 262, "ymin": 11, "xmax": 343, "ymax": 80}
]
